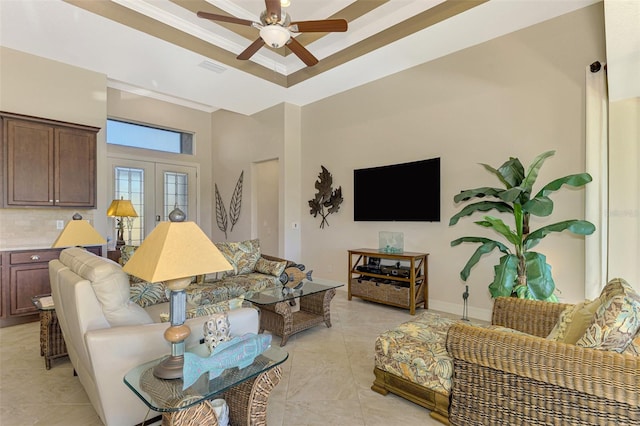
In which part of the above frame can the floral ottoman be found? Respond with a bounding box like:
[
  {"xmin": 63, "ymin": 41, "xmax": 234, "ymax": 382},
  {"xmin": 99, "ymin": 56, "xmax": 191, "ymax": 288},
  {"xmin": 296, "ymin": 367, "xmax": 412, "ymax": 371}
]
[{"xmin": 372, "ymin": 312, "xmax": 481, "ymax": 424}]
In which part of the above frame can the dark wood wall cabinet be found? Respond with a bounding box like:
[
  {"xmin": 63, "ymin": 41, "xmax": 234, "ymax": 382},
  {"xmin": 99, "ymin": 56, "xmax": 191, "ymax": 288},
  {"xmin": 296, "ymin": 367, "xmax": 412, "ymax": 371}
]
[
  {"xmin": 0, "ymin": 247, "xmax": 102, "ymax": 327},
  {"xmin": 1, "ymin": 111, "xmax": 99, "ymax": 208}
]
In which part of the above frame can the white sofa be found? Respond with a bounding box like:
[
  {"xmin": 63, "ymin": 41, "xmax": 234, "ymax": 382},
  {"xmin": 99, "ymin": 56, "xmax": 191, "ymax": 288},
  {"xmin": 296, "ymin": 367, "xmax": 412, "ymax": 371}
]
[{"xmin": 49, "ymin": 247, "xmax": 259, "ymax": 426}]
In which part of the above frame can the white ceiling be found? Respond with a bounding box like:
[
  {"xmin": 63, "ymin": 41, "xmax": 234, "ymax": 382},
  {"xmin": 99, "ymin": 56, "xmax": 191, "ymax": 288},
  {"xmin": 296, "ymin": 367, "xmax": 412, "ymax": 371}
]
[{"xmin": 1, "ymin": 0, "xmax": 635, "ymax": 116}]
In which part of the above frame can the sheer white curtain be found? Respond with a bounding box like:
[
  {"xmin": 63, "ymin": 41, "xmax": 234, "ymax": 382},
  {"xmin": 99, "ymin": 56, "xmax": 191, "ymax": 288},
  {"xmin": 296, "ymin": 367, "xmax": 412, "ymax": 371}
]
[{"xmin": 584, "ymin": 62, "xmax": 608, "ymax": 299}]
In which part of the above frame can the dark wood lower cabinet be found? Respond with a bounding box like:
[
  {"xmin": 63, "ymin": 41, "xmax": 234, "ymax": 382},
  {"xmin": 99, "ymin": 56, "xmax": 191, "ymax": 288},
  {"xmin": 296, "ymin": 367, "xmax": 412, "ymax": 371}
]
[{"xmin": 0, "ymin": 246, "xmax": 102, "ymax": 327}]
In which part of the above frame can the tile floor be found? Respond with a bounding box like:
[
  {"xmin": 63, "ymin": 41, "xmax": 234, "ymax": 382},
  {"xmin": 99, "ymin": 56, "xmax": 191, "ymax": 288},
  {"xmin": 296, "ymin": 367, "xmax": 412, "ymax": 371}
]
[{"xmin": 0, "ymin": 288, "xmax": 446, "ymax": 425}]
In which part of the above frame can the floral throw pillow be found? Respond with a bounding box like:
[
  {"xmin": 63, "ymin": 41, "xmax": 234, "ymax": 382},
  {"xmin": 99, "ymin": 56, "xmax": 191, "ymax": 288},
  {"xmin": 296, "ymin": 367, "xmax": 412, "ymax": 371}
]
[
  {"xmin": 576, "ymin": 278, "xmax": 640, "ymax": 352},
  {"xmin": 254, "ymin": 257, "xmax": 287, "ymax": 277},
  {"xmin": 623, "ymin": 333, "xmax": 640, "ymax": 356},
  {"xmin": 129, "ymin": 281, "xmax": 169, "ymax": 308},
  {"xmin": 547, "ymin": 299, "xmax": 601, "ymax": 344},
  {"xmin": 119, "ymin": 245, "xmax": 145, "ymax": 283},
  {"xmin": 119, "ymin": 245, "xmax": 138, "ymax": 266},
  {"xmin": 547, "ymin": 303, "xmax": 581, "ymax": 341},
  {"xmin": 215, "ymin": 239, "xmax": 261, "ymax": 276}
]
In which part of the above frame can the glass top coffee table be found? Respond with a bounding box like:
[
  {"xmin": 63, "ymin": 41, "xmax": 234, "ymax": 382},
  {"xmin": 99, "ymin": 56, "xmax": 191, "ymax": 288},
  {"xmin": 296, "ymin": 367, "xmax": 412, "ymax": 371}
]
[
  {"xmin": 124, "ymin": 343, "xmax": 287, "ymax": 425},
  {"xmin": 245, "ymin": 279, "xmax": 344, "ymax": 346}
]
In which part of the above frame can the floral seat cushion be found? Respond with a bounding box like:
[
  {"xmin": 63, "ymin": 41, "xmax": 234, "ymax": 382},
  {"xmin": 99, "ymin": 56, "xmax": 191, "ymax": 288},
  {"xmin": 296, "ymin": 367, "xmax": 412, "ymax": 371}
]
[{"xmin": 374, "ymin": 312, "xmax": 488, "ymax": 394}]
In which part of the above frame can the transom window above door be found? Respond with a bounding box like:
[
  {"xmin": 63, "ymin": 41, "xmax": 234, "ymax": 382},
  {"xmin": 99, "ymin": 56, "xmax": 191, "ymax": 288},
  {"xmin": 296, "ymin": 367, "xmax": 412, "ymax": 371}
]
[{"xmin": 107, "ymin": 119, "xmax": 193, "ymax": 154}]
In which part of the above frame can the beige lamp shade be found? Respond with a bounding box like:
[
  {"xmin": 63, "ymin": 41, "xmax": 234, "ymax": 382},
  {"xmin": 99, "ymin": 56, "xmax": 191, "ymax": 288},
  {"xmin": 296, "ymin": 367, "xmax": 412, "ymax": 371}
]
[
  {"xmin": 122, "ymin": 221, "xmax": 232, "ymax": 283},
  {"xmin": 52, "ymin": 215, "xmax": 107, "ymax": 248},
  {"xmin": 106, "ymin": 199, "xmax": 138, "ymax": 218}
]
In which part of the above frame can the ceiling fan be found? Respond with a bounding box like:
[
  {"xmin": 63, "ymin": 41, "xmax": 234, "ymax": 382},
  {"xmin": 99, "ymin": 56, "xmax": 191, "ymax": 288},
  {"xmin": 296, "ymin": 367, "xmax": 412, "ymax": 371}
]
[{"xmin": 197, "ymin": 0, "xmax": 348, "ymax": 67}]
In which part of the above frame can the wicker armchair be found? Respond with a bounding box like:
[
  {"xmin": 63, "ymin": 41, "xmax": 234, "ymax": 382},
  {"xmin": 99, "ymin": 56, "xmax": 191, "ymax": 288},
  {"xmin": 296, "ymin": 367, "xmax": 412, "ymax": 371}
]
[{"xmin": 446, "ymin": 297, "xmax": 640, "ymax": 425}]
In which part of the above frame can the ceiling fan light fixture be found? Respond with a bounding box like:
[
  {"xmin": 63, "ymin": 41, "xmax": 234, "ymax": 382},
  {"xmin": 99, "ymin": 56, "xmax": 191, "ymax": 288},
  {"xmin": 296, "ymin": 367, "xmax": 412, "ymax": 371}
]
[{"xmin": 260, "ymin": 25, "xmax": 290, "ymax": 48}]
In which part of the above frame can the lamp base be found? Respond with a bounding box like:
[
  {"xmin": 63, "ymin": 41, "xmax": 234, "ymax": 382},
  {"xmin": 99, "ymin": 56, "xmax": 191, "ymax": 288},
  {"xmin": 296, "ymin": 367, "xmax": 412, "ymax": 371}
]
[{"xmin": 153, "ymin": 355, "xmax": 185, "ymax": 380}]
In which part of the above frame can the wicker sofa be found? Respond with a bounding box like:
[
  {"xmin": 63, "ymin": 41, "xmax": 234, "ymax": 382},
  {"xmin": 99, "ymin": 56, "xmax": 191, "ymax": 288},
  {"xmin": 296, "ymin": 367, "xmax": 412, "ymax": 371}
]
[
  {"xmin": 373, "ymin": 278, "xmax": 640, "ymax": 425},
  {"xmin": 121, "ymin": 239, "xmax": 295, "ymax": 319},
  {"xmin": 447, "ymin": 296, "xmax": 640, "ymax": 425}
]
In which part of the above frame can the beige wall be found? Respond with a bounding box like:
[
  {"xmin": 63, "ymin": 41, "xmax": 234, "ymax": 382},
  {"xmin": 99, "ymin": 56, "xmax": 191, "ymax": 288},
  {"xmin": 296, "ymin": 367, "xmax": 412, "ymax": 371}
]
[
  {"xmin": 210, "ymin": 103, "xmax": 303, "ymax": 260},
  {"xmin": 0, "ymin": 47, "xmax": 107, "ymax": 250},
  {"xmin": 254, "ymin": 159, "xmax": 279, "ymax": 255},
  {"xmin": 608, "ymin": 97, "xmax": 640, "ymax": 284},
  {"xmin": 298, "ymin": 4, "xmax": 605, "ymax": 318}
]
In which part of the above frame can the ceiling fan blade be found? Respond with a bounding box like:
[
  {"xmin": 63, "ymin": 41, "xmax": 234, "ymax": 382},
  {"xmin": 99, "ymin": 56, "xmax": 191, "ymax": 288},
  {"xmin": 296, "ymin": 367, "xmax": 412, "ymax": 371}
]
[
  {"xmin": 264, "ymin": 0, "xmax": 281, "ymax": 21},
  {"xmin": 287, "ymin": 37, "xmax": 318, "ymax": 67},
  {"xmin": 237, "ymin": 38, "xmax": 266, "ymax": 60},
  {"xmin": 197, "ymin": 11, "xmax": 255, "ymax": 27},
  {"xmin": 289, "ymin": 19, "xmax": 348, "ymax": 33}
]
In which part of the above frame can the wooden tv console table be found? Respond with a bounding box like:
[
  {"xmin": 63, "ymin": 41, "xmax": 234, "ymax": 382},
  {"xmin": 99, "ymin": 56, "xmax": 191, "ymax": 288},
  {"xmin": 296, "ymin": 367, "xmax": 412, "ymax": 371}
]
[{"xmin": 348, "ymin": 249, "xmax": 428, "ymax": 315}]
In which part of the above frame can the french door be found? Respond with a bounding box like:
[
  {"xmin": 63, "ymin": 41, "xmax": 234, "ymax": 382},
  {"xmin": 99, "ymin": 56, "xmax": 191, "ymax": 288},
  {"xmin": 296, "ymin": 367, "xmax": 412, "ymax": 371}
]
[{"xmin": 108, "ymin": 157, "xmax": 198, "ymax": 244}]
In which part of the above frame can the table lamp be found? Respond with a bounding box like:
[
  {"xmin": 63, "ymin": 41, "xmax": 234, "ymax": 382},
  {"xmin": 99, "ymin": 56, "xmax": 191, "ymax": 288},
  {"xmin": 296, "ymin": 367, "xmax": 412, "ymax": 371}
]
[
  {"xmin": 106, "ymin": 197, "xmax": 138, "ymax": 248},
  {"xmin": 122, "ymin": 207, "xmax": 232, "ymax": 380},
  {"xmin": 52, "ymin": 213, "xmax": 107, "ymax": 248}
]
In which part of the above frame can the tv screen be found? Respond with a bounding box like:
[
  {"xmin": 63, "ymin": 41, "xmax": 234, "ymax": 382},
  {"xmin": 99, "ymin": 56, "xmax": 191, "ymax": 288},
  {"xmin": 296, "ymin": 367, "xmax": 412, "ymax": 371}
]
[{"xmin": 354, "ymin": 157, "xmax": 440, "ymax": 222}]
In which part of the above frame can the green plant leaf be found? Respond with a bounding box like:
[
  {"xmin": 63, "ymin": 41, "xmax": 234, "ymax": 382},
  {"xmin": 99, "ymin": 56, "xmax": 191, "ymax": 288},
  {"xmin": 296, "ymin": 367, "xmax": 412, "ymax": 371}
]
[
  {"xmin": 524, "ymin": 251, "xmax": 555, "ymax": 299},
  {"xmin": 491, "ymin": 157, "xmax": 525, "ymax": 188},
  {"xmin": 522, "ymin": 195, "xmax": 553, "ymax": 217},
  {"xmin": 544, "ymin": 293, "xmax": 559, "ymax": 302},
  {"xmin": 534, "ymin": 173, "xmax": 593, "ymax": 199},
  {"xmin": 453, "ymin": 187, "xmax": 504, "ymax": 203},
  {"xmin": 448, "ymin": 201, "xmax": 513, "ymax": 226},
  {"xmin": 498, "ymin": 186, "xmax": 526, "ymax": 203},
  {"xmin": 514, "ymin": 203, "xmax": 523, "ymax": 240},
  {"xmin": 451, "ymin": 237, "xmax": 511, "ymax": 280},
  {"xmin": 475, "ymin": 216, "xmax": 520, "ymax": 246},
  {"xmin": 524, "ymin": 220, "xmax": 596, "ymax": 250},
  {"xmin": 515, "ymin": 285, "xmax": 535, "ymax": 299},
  {"xmin": 488, "ymin": 254, "xmax": 519, "ymax": 297},
  {"xmin": 481, "ymin": 164, "xmax": 511, "ymax": 188},
  {"xmin": 521, "ymin": 150, "xmax": 555, "ymax": 191}
]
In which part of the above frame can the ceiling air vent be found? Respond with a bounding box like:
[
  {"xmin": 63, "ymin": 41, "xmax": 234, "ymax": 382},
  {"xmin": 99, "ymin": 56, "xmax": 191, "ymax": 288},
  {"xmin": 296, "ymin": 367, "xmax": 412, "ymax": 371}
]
[{"xmin": 198, "ymin": 60, "xmax": 226, "ymax": 74}]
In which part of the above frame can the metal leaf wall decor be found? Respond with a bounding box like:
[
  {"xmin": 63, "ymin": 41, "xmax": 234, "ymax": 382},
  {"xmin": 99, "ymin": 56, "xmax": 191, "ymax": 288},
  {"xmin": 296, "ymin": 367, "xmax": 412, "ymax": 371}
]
[
  {"xmin": 308, "ymin": 166, "xmax": 343, "ymax": 229},
  {"xmin": 215, "ymin": 171, "xmax": 244, "ymax": 239},
  {"xmin": 215, "ymin": 184, "xmax": 229, "ymax": 239},
  {"xmin": 229, "ymin": 171, "xmax": 243, "ymax": 232}
]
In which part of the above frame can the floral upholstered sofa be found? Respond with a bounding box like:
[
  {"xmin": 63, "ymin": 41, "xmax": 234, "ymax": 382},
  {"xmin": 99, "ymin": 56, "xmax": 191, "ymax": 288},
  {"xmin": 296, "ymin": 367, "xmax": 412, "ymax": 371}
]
[
  {"xmin": 372, "ymin": 278, "xmax": 640, "ymax": 425},
  {"xmin": 121, "ymin": 239, "xmax": 295, "ymax": 320}
]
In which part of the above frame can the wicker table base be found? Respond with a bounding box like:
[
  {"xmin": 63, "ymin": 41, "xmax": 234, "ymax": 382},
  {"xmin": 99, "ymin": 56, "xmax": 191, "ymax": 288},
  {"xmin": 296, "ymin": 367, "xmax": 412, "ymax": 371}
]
[
  {"xmin": 39, "ymin": 309, "xmax": 68, "ymax": 369},
  {"xmin": 258, "ymin": 288, "xmax": 336, "ymax": 346},
  {"xmin": 156, "ymin": 366, "xmax": 282, "ymax": 426}
]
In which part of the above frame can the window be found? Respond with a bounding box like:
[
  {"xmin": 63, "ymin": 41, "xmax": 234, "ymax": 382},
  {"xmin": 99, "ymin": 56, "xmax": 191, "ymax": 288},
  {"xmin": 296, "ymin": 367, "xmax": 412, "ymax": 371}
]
[
  {"xmin": 114, "ymin": 167, "xmax": 144, "ymax": 246},
  {"xmin": 108, "ymin": 158, "xmax": 198, "ymax": 244},
  {"xmin": 107, "ymin": 119, "xmax": 193, "ymax": 154},
  {"xmin": 163, "ymin": 171, "xmax": 189, "ymax": 220}
]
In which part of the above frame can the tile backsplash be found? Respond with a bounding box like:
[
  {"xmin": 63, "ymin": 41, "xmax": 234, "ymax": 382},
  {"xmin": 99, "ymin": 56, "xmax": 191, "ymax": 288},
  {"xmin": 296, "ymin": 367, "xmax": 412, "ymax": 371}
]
[{"xmin": 0, "ymin": 208, "xmax": 100, "ymax": 250}]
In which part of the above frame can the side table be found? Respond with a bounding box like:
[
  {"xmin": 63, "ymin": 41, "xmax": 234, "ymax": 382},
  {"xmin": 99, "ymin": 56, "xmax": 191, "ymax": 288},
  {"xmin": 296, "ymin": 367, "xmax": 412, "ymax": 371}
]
[
  {"xmin": 124, "ymin": 344, "xmax": 288, "ymax": 426},
  {"xmin": 32, "ymin": 294, "xmax": 68, "ymax": 369}
]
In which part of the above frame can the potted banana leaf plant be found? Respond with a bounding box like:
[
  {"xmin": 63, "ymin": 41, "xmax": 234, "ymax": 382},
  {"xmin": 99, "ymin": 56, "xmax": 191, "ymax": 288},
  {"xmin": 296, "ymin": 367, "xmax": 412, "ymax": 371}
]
[{"xmin": 449, "ymin": 150, "xmax": 595, "ymax": 301}]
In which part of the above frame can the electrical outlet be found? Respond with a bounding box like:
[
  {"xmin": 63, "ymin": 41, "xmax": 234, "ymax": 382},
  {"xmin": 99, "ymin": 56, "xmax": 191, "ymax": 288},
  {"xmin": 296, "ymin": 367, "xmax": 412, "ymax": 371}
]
[{"xmin": 56, "ymin": 220, "xmax": 64, "ymax": 230}]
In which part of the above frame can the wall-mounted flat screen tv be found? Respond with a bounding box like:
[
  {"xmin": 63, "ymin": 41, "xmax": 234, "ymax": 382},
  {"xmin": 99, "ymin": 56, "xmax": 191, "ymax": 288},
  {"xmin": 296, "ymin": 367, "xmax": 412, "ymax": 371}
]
[{"xmin": 354, "ymin": 157, "xmax": 440, "ymax": 222}]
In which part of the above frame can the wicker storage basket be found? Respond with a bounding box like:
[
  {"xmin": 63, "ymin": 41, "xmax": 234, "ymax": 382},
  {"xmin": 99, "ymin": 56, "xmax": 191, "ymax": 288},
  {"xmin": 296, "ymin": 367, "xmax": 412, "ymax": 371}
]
[{"xmin": 350, "ymin": 278, "xmax": 416, "ymax": 306}]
